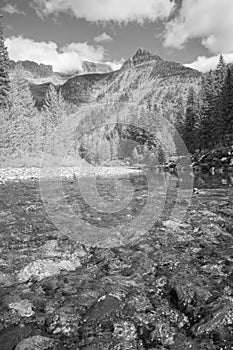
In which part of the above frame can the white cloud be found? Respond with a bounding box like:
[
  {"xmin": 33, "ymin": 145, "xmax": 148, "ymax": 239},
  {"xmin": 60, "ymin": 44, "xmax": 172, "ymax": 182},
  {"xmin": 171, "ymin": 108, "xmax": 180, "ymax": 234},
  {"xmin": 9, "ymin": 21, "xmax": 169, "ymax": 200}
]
[
  {"xmin": 31, "ymin": 0, "xmax": 175, "ymax": 23},
  {"xmin": 164, "ymin": 0, "xmax": 233, "ymax": 54},
  {"xmin": 1, "ymin": 3, "xmax": 25, "ymax": 15},
  {"xmin": 185, "ymin": 53, "xmax": 233, "ymax": 73},
  {"xmin": 6, "ymin": 36, "xmax": 105, "ymax": 73},
  {"xmin": 94, "ymin": 32, "xmax": 113, "ymax": 43}
]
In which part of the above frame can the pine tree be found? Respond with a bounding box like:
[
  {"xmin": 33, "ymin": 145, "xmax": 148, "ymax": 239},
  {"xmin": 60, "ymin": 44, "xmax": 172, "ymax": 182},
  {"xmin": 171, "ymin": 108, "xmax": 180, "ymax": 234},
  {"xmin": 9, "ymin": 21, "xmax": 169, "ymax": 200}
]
[
  {"xmin": 216, "ymin": 54, "xmax": 227, "ymax": 83},
  {"xmin": 132, "ymin": 147, "xmax": 141, "ymax": 163},
  {"xmin": 0, "ymin": 15, "xmax": 10, "ymax": 108},
  {"xmin": 8, "ymin": 63, "xmax": 38, "ymax": 154},
  {"xmin": 220, "ymin": 67, "xmax": 233, "ymax": 145},
  {"xmin": 44, "ymin": 85, "xmax": 66, "ymax": 128},
  {"xmin": 9, "ymin": 63, "xmax": 36, "ymax": 116},
  {"xmin": 213, "ymin": 54, "xmax": 227, "ymax": 143},
  {"xmin": 199, "ymin": 72, "xmax": 216, "ymax": 150},
  {"xmin": 182, "ymin": 87, "xmax": 197, "ymax": 153}
]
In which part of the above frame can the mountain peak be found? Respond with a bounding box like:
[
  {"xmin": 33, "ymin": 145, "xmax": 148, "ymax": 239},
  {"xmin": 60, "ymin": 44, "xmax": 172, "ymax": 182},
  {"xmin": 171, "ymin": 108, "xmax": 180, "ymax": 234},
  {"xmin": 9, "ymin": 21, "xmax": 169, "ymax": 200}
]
[
  {"xmin": 134, "ymin": 48, "xmax": 152, "ymax": 57},
  {"xmin": 122, "ymin": 48, "xmax": 162, "ymax": 68},
  {"xmin": 133, "ymin": 48, "xmax": 162, "ymax": 61}
]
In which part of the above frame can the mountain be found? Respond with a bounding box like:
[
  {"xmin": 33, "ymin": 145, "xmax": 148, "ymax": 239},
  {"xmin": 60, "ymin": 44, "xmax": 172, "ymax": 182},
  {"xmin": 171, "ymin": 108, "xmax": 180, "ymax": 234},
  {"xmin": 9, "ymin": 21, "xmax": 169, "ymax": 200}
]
[
  {"xmin": 60, "ymin": 48, "xmax": 201, "ymax": 106},
  {"xmin": 29, "ymin": 48, "xmax": 202, "ymax": 154}
]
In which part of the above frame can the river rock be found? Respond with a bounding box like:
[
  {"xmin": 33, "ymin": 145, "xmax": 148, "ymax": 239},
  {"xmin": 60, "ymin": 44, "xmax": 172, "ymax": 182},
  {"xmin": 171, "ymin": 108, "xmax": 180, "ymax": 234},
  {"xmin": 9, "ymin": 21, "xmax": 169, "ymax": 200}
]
[
  {"xmin": 191, "ymin": 300, "xmax": 233, "ymax": 336},
  {"xmin": 113, "ymin": 321, "xmax": 138, "ymax": 349},
  {"xmin": 150, "ymin": 321, "xmax": 176, "ymax": 346},
  {"xmin": 8, "ymin": 299, "xmax": 34, "ymax": 317},
  {"xmin": 17, "ymin": 257, "xmax": 81, "ymax": 283},
  {"xmin": 15, "ymin": 335, "xmax": 54, "ymax": 350},
  {"xmin": 0, "ymin": 271, "xmax": 15, "ymax": 287},
  {"xmin": 0, "ymin": 325, "xmax": 34, "ymax": 350},
  {"xmin": 84, "ymin": 294, "xmax": 122, "ymax": 324}
]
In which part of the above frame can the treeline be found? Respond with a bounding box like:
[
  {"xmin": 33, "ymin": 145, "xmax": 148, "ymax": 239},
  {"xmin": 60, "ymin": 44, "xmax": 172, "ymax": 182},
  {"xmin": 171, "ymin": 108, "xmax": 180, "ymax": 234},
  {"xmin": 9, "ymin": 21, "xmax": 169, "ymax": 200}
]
[
  {"xmin": 178, "ymin": 55, "xmax": 233, "ymax": 154},
  {"xmin": 0, "ymin": 16, "xmax": 77, "ymax": 163},
  {"xmin": 78, "ymin": 120, "xmax": 168, "ymax": 166}
]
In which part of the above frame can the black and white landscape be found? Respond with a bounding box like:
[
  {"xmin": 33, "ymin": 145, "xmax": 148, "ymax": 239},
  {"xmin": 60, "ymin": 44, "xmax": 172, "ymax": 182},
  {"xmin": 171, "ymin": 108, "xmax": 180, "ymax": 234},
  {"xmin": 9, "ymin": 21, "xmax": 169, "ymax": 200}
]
[{"xmin": 0, "ymin": 1, "xmax": 233, "ymax": 349}]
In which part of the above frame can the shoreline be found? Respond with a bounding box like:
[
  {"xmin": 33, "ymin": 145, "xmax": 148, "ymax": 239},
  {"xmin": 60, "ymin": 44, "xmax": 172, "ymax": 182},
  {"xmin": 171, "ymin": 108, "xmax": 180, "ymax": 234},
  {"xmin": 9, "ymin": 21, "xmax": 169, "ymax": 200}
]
[{"xmin": 0, "ymin": 166, "xmax": 143, "ymax": 182}]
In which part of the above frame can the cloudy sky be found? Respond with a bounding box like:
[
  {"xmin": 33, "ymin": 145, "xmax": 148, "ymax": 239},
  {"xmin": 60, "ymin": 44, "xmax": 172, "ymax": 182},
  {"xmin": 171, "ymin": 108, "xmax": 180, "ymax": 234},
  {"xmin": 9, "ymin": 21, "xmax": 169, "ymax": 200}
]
[{"xmin": 1, "ymin": 0, "xmax": 233, "ymax": 73}]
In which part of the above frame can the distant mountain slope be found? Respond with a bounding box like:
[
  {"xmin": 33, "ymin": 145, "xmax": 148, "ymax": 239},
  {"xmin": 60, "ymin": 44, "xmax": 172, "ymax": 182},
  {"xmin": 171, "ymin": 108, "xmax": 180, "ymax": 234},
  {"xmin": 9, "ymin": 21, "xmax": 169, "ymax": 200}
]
[
  {"xmin": 9, "ymin": 59, "xmax": 113, "ymax": 87},
  {"xmin": 9, "ymin": 60, "xmax": 53, "ymax": 78}
]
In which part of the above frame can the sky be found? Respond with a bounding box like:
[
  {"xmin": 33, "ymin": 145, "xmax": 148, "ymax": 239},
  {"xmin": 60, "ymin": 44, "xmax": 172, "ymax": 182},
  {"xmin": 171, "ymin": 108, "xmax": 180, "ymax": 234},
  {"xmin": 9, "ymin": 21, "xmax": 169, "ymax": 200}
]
[{"xmin": 1, "ymin": 0, "xmax": 233, "ymax": 73}]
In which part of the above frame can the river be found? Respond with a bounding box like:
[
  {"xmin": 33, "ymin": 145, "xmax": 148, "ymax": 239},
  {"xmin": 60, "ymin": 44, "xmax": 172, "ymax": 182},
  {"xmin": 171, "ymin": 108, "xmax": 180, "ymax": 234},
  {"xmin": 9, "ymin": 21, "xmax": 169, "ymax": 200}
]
[{"xmin": 0, "ymin": 170, "xmax": 232, "ymax": 349}]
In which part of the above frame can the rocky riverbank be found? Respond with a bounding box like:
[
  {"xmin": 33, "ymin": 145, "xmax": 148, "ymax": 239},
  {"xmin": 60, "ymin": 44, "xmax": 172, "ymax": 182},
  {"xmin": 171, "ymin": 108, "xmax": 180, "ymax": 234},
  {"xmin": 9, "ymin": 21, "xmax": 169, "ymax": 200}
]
[
  {"xmin": 0, "ymin": 177, "xmax": 232, "ymax": 349},
  {"xmin": 0, "ymin": 166, "xmax": 142, "ymax": 183},
  {"xmin": 193, "ymin": 146, "xmax": 233, "ymax": 173}
]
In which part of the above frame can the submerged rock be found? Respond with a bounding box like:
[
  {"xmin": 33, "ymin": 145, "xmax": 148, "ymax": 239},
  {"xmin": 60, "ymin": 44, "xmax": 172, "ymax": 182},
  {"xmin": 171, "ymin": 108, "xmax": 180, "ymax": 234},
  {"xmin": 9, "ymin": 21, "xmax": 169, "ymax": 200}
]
[
  {"xmin": 191, "ymin": 299, "xmax": 233, "ymax": 336},
  {"xmin": 0, "ymin": 325, "xmax": 34, "ymax": 350},
  {"xmin": 8, "ymin": 299, "xmax": 35, "ymax": 317},
  {"xmin": 15, "ymin": 335, "xmax": 54, "ymax": 350},
  {"xmin": 17, "ymin": 257, "xmax": 81, "ymax": 283},
  {"xmin": 84, "ymin": 294, "xmax": 122, "ymax": 324}
]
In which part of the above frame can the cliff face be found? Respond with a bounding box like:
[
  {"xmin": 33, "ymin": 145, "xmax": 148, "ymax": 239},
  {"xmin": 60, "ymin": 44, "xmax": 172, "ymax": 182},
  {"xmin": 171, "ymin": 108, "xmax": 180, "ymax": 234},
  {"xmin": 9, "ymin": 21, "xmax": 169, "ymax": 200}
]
[
  {"xmin": 9, "ymin": 60, "xmax": 53, "ymax": 78},
  {"xmin": 81, "ymin": 61, "xmax": 113, "ymax": 74}
]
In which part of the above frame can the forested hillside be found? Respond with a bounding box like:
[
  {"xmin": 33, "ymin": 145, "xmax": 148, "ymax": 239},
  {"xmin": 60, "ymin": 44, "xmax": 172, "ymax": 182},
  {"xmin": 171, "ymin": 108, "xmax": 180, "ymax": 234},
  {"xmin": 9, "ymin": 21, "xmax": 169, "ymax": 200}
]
[{"xmin": 0, "ymin": 16, "xmax": 233, "ymax": 167}]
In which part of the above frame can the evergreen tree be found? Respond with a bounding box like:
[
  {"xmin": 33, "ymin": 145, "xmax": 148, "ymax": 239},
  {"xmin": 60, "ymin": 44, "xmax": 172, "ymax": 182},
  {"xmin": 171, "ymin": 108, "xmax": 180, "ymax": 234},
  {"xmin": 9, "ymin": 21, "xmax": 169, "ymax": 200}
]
[
  {"xmin": 182, "ymin": 87, "xmax": 197, "ymax": 153},
  {"xmin": 0, "ymin": 15, "xmax": 10, "ymax": 108},
  {"xmin": 199, "ymin": 72, "xmax": 216, "ymax": 149},
  {"xmin": 157, "ymin": 144, "xmax": 166, "ymax": 164},
  {"xmin": 213, "ymin": 54, "xmax": 227, "ymax": 143},
  {"xmin": 9, "ymin": 63, "xmax": 36, "ymax": 116},
  {"xmin": 216, "ymin": 54, "xmax": 227, "ymax": 83},
  {"xmin": 132, "ymin": 147, "xmax": 142, "ymax": 163},
  {"xmin": 44, "ymin": 85, "xmax": 66, "ymax": 128},
  {"xmin": 220, "ymin": 67, "xmax": 233, "ymax": 145},
  {"xmin": 8, "ymin": 63, "xmax": 38, "ymax": 154},
  {"xmin": 110, "ymin": 131, "xmax": 119, "ymax": 160}
]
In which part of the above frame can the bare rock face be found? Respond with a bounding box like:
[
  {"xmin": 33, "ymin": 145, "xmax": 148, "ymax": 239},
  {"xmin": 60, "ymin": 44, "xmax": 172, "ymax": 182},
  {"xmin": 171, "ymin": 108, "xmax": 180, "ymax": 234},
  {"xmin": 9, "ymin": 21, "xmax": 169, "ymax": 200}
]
[
  {"xmin": 82, "ymin": 61, "xmax": 113, "ymax": 74},
  {"xmin": 123, "ymin": 48, "xmax": 162, "ymax": 67},
  {"xmin": 9, "ymin": 60, "xmax": 53, "ymax": 78}
]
